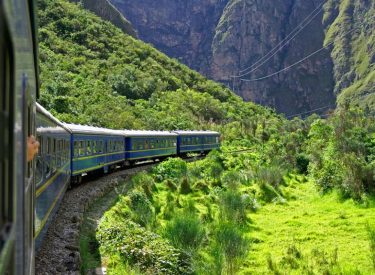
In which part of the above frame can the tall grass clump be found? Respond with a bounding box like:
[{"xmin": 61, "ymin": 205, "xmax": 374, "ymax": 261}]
[
  {"xmin": 214, "ymin": 222, "xmax": 249, "ymax": 274},
  {"xmin": 164, "ymin": 212, "xmax": 205, "ymax": 252},
  {"xmin": 219, "ymin": 189, "xmax": 248, "ymax": 225},
  {"xmin": 366, "ymin": 223, "xmax": 375, "ymax": 270}
]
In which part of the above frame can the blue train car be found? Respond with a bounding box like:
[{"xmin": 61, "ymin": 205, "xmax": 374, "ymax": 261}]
[
  {"xmin": 174, "ymin": 131, "xmax": 221, "ymax": 155},
  {"xmin": 0, "ymin": 0, "xmax": 39, "ymax": 273},
  {"xmin": 63, "ymin": 124, "xmax": 126, "ymax": 183},
  {"xmin": 124, "ymin": 130, "xmax": 177, "ymax": 163},
  {"xmin": 34, "ymin": 104, "xmax": 71, "ymax": 250}
]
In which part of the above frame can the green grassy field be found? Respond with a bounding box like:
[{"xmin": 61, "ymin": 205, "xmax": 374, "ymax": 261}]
[{"xmin": 244, "ymin": 177, "xmax": 375, "ymax": 274}]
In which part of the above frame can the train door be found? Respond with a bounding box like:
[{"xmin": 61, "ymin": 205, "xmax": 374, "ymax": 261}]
[{"xmin": 0, "ymin": 5, "xmax": 15, "ymax": 274}]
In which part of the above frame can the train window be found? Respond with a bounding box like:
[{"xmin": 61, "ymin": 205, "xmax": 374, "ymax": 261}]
[
  {"xmin": 35, "ymin": 146, "xmax": 43, "ymax": 186},
  {"xmin": 87, "ymin": 141, "xmax": 91, "ymax": 155},
  {"xmin": 98, "ymin": 141, "xmax": 102, "ymax": 153},
  {"xmin": 79, "ymin": 141, "xmax": 85, "ymax": 156},
  {"xmin": 91, "ymin": 141, "xmax": 97, "ymax": 155},
  {"xmin": 74, "ymin": 141, "xmax": 79, "ymax": 157}
]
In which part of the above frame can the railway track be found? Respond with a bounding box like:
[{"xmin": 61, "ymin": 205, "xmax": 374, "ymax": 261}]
[{"xmin": 35, "ymin": 156, "xmax": 203, "ymax": 274}]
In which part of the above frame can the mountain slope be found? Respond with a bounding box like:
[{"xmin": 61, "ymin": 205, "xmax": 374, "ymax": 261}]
[
  {"xmin": 110, "ymin": 0, "xmax": 337, "ymax": 116},
  {"xmin": 324, "ymin": 0, "xmax": 375, "ymax": 113},
  {"xmin": 37, "ymin": 0, "xmax": 276, "ymax": 131}
]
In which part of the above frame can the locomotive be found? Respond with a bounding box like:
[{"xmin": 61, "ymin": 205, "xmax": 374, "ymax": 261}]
[{"xmin": 0, "ymin": 0, "xmax": 220, "ymax": 273}]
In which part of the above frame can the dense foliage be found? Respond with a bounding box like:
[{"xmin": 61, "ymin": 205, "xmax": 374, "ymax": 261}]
[{"xmin": 307, "ymin": 105, "xmax": 375, "ymax": 199}]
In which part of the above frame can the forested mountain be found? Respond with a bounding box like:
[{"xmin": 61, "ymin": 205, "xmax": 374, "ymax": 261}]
[
  {"xmin": 37, "ymin": 0, "xmax": 272, "ymax": 131},
  {"xmin": 110, "ymin": 0, "xmax": 374, "ymax": 116}
]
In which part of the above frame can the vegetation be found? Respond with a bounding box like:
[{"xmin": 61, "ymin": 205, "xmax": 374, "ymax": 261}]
[
  {"xmin": 323, "ymin": 0, "xmax": 375, "ymax": 113},
  {"xmin": 37, "ymin": 0, "xmax": 375, "ymax": 273}
]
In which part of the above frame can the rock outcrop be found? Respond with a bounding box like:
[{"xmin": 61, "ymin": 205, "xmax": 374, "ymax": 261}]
[
  {"xmin": 110, "ymin": 0, "xmax": 338, "ymax": 116},
  {"xmin": 70, "ymin": 0, "xmax": 137, "ymax": 37}
]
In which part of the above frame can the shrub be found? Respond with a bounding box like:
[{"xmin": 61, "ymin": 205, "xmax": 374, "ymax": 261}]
[
  {"xmin": 153, "ymin": 158, "xmax": 187, "ymax": 183},
  {"xmin": 256, "ymin": 166, "xmax": 285, "ymax": 189},
  {"xmin": 296, "ymin": 153, "xmax": 309, "ymax": 174},
  {"xmin": 220, "ymin": 170, "xmax": 241, "ymax": 190},
  {"xmin": 131, "ymin": 171, "xmax": 156, "ymax": 200},
  {"xmin": 128, "ymin": 189, "xmax": 154, "ymax": 228},
  {"xmin": 97, "ymin": 220, "xmax": 193, "ymax": 274},
  {"xmin": 180, "ymin": 177, "xmax": 192, "ymax": 194}
]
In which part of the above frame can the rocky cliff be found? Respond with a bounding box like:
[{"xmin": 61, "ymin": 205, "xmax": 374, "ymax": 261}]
[
  {"xmin": 110, "ymin": 0, "xmax": 337, "ymax": 116},
  {"xmin": 70, "ymin": 0, "xmax": 136, "ymax": 37}
]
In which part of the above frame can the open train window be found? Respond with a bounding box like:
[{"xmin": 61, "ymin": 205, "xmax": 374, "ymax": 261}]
[{"xmin": 35, "ymin": 136, "xmax": 43, "ymax": 185}]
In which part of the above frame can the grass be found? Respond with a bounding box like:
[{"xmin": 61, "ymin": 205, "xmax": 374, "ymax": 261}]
[{"xmin": 243, "ymin": 177, "xmax": 375, "ymax": 274}]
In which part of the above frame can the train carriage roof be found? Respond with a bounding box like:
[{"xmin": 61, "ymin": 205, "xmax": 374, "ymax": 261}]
[
  {"xmin": 173, "ymin": 130, "xmax": 220, "ymax": 136},
  {"xmin": 62, "ymin": 123, "xmax": 125, "ymax": 136},
  {"xmin": 36, "ymin": 103, "xmax": 71, "ymax": 133},
  {"xmin": 123, "ymin": 130, "xmax": 177, "ymax": 137}
]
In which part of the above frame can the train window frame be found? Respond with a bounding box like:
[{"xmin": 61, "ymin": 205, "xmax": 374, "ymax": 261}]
[{"xmin": 35, "ymin": 135, "xmax": 43, "ymax": 185}]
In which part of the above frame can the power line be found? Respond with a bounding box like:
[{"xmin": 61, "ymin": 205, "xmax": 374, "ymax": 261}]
[
  {"xmin": 233, "ymin": 1, "xmax": 325, "ymax": 78},
  {"xmin": 240, "ymin": 26, "xmax": 360, "ymax": 82},
  {"xmin": 286, "ymin": 105, "xmax": 334, "ymax": 118}
]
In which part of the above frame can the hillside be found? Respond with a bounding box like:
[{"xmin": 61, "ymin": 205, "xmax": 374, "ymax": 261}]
[
  {"xmin": 324, "ymin": 0, "xmax": 375, "ymax": 113},
  {"xmin": 37, "ymin": 0, "xmax": 257, "ymax": 131}
]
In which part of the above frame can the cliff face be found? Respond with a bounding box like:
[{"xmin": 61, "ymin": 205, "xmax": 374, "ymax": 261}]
[
  {"xmin": 110, "ymin": 0, "xmax": 230, "ymax": 76},
  {"xmin": 210, "ymin": 0, "xmax": 335, "ymax": 115},
  {"xmin": 70, "ymin": 0, "xmax": 137, "ymax": 37},
  {"xmin": 110, "ymin": 0, "xmax": 373, "ymax": 115}
]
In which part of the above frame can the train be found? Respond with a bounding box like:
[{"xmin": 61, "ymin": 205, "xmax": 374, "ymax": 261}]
[
  {"xmin": 0, "ymin": 1, "xmax": 220, "ymax": 273},
  {"xmin": 35, "ymin": 103, "xmax": 220, "ymax": 250}
]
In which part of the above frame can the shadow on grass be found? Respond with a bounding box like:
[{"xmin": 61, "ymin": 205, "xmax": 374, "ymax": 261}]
[{"xmin": 80, "ymin": 181, "xmax": 132, "ymax": 274}]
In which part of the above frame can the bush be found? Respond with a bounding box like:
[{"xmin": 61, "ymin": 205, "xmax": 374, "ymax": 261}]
[
  {"xmin": 97, "ymin": 220, "xmax": 193, "ymax": 274},
  {"xmin": 296, "ymin": 153, "xmax": 309, "ymax": 174},
  {"xmin": 131, "ymin": 171, "xmax": 156, "ymax": 200},
  {"xmin": 180, "ymin": 177, "xmax": 192, "ymax": 194},
  {"xmin": 153, "ymin": 158, "xmax": 187, "ymax": 183},
  {"xmin": 128, "ymin": 189, "xmax": 154, "ymax": 228}
]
